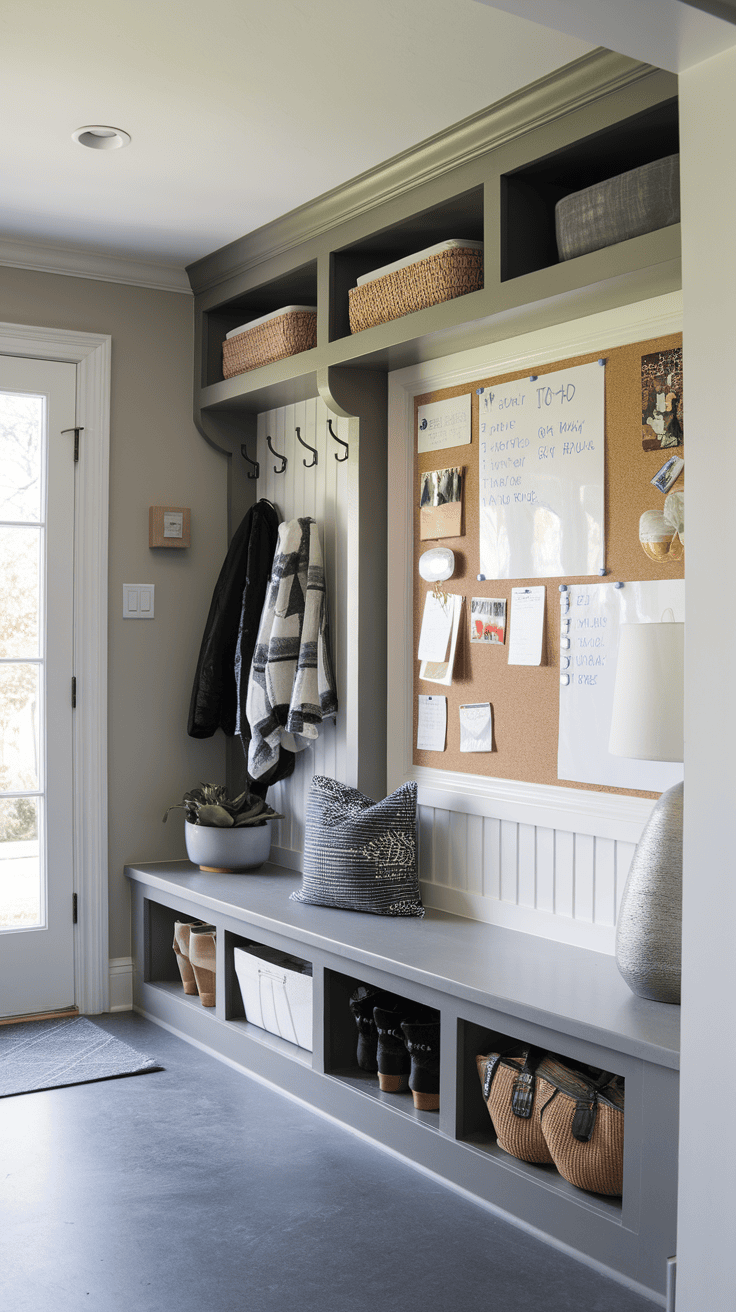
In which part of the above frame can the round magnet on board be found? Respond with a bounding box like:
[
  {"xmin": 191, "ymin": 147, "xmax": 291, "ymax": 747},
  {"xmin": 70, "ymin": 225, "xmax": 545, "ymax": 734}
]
[
  {"xmin": 560, "ymin": 637, "xmax": 570, "ymax": 649},
  {"xmin": 560, "ymin": 656, "xmax": 570, "ymax": 669},
  {"xmin": 560, "ymin": 674, "xmax": 570, "ymax": 686},
  {"xmin": 558, "ymin": 584, "xmax": 568, "ymax": 592},
  {"xmin": 477, "ymin": 574, "xmax": 485, "ymax": 582},
  {"xmin": 419, "ymin": 546, "xmax": 455, "ymax": 584},
  {"xmin": 614, "ymin": 581, "xmax": 625, "ymax": 589}
]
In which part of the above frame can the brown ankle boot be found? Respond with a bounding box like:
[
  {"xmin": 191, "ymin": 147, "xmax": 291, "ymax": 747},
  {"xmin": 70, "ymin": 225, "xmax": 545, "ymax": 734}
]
[{"xmin": 172, "ymin": 920, "xmax": 202, "ymax": 994}]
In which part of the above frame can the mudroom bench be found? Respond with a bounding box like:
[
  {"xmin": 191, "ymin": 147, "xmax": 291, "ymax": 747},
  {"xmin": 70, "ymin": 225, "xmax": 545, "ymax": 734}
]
[{"xmin": 126, "ymin": 860, "xmax": 679, "ymax": 1305}]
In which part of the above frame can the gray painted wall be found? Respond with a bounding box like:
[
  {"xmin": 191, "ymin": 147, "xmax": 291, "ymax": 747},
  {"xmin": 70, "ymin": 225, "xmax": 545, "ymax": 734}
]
[{"xmin": 0, "ymin": 266, "xmax": 227, "ymax": 959}]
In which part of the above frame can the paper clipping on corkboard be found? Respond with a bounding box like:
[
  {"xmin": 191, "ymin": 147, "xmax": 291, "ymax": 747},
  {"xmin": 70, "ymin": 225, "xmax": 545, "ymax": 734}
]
[
  {"xmin": 417, "ymin": 394, "xmax": 471, "ymax": 454},
  {"xmin": 419, "ymin": 466, "xmax": 463, "ymax": 540},
  {"xmin": 470, "ymin": 597, "xmax": 506, "ymax": 644},
  {"xmin": 419, "ymin": 593, "xmax": 463, "ymax": 685},
  {"xmin": 459, "ymin": 703, "xmax": 493, "ymax": 752},
  {"xmin": 641, "ymin": 346, "xmax": 683, "ymax": 451},
  {"xmin": 417, "ymin": 695, "xmax": 447, "ymax": 751}
]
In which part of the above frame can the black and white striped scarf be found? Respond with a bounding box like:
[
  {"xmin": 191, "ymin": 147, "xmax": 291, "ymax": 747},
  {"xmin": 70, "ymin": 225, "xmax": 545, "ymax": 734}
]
[{"xmin": 246, "ymin": 517, "xmax": 338, "ymax": 780}]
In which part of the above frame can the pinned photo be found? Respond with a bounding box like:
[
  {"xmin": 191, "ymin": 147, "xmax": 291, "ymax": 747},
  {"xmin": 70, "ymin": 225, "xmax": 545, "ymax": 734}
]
[
  {"xmin": 651, "ymin": 454, "xmax": 684, "ymax": 495},
  {"xmin": 419, "ymin": 466, "xmax": 463, "ymax": 540},
  {"xmin": 641, "ymin": 346, "xmax": 683, "ymax": 451},
  {"xmin": 470, "ymin": 596, "xmax": 506, "ymax": 644}
]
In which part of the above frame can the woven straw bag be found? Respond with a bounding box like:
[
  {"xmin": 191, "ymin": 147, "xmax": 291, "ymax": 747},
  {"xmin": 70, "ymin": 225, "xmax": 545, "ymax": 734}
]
[
  {"xmin": 475, "ymin": 1047, "xmax": 554, "ymax": 1164},
  {"xmin": 537, "ymin": 1058, "xmax": 624, "ymax": 1196}
]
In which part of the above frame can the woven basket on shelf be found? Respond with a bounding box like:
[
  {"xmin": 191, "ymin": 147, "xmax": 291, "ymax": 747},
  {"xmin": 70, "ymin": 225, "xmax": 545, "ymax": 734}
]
[
  {"xmin": 348, "ymin": 247, "xmax": 483, "ymax": 335},
  {"xmin": 222, "ymin": 310, "xmax": 317, "ymax": 379}
]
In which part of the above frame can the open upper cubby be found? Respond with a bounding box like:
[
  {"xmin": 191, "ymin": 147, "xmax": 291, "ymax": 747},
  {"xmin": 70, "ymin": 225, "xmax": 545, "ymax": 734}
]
[
  {"xmin": 501, "ymin": 97, "xmax": 679, "ymax": 282},
  {"xmin": 329, "ymin": 186, "xmax": 484, "ymax": 342},
  {"xmin": 202, "ymin": 259, "xmax": 319, "ymax": 388}
]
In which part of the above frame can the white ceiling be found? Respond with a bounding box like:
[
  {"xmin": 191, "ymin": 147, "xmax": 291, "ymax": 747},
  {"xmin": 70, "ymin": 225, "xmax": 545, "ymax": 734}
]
[
  {"xmin": 0, "ymin": 0, "xmax": 593, "ymax": 277},
  {"xmin": 3, "ymin": 1, "xmax": 734, "ymax": 285}
]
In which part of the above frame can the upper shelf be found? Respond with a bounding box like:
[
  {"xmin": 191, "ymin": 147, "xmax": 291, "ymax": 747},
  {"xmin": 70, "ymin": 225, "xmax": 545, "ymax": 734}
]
[{"xmin": 190, "ymin": 52, "xmax": 680, "ymax": 418}]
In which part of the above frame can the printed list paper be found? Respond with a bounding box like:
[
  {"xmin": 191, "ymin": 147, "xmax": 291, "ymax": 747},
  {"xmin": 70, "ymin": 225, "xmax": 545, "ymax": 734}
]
[
  {"xmin": 417, "ymin": 695, "xmax": 447, "ymax": 751},
  {"xmin": 507, "ymin": 586, "xmax": 546, "ymax": 666},
  {"xmin": 417, "ymin": 591, "xmax": 453, "ymax": 663},
  {"xmin": 417, "ymin": 394, "xmax": 471, "ymax": 455}
]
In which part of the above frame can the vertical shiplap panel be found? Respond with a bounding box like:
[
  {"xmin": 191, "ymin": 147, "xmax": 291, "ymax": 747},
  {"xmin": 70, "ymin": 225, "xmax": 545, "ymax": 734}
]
[
  {"xmin": 333, "ymin": 413, "xmax": 349, "ymax": 785},
  {"xmin": 574, "ymin": 833, "xmax": 595, "ymax": 922},
  {"xmin": 594, "ymin": 836, "xmax": 617, "ymax": 926},
  {"xmin": 535, "ymin": 826, "xmax": 555, "ymax": 912},
  {"xmin": 432, "ymin": 808, "xmax": 450, "ymax": 887},
  {"xmin": 418, "ymin": 804, "xmax": 435, "ymax": 885},
  {"xmin": 517, "ymin": 822, "xmax": 536, "ymax": 908},
  {"xmin": 555, "ymin": 830, "xmax": 575, "ymax": 917},
  {"xmin": 466, "ymin": 813, "xmax": 484, "ymax": 895},
  {"xmin": 482, "ymin": 816, "xmax": 501, "ymax": 899},
  {"xmin": 499, "ymin": 819, "xmax": 519, "ymax": 903},
  {"xmin": 615, "ymin": 840, "xmax": 636, "ymax": 919},
  {"xmin": 449, "ymin": 811, "xmax": 468, "ymax": 891}
]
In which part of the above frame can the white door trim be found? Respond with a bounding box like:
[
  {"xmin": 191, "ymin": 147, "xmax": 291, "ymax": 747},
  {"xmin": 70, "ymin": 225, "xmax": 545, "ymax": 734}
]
[{"xmin": 0, "ymin": 321, "xmax": 110, "ymax": 1014}]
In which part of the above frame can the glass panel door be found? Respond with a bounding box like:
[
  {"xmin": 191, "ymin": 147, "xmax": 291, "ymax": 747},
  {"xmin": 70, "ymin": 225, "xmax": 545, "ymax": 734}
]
[{"xmin": 0, "ymin": 357, "xmax": 76, "ymax": 1016}]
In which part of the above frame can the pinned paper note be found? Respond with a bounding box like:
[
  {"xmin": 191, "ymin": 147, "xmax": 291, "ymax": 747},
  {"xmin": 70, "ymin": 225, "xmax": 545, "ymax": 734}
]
[
  {"xmin": 420, "ymin": 593, "xmax": 463, "ymax": 685},
  {"xmin": 507, "ymin": 586, "xmax": 545, "ymax": 665},
  {"xmin": 470, "ymin": 597, "xmax": 506, "ymax": 644},
  {"xmin": 459, "ymin": 703, "xmax": 493, "ymax": 752},
  {"xmin": 417, "ymin": 394, "xmax": 471, "ymax": 454},
  {"xmin": 418, "ymin": 591, "xmax": 453, "ymax": 663},
  {"xmin": 417, "ymin": 695, "xmax": 447, "ymax": 751}
]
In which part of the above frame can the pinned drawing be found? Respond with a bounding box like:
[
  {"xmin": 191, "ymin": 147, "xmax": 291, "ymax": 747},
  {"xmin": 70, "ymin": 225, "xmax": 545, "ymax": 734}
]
[
  {"xmin": 641, "ymin": 346, "xmax": 683, "ymax": 451},
  {"xmin": 470, "ymin": 597, "xmax": 506, "ymax": 644}
]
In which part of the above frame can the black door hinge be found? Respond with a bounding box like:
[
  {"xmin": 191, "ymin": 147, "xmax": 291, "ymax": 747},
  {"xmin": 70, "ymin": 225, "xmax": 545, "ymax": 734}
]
[
  {"xmin": 61, "ymin": 426, "xmax": 83, "ymax": 463},
  {"xmin": 73, "ymin": 893, "xmax": 78, "ymax": 924},
  {"xmin": 71, "ymin": 676, "xmax": 77, "ymax": 708}
]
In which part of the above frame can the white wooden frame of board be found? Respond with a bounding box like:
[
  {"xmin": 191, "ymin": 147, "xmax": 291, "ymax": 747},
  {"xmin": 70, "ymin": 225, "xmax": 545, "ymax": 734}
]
[
  {"xmin": 387, "ymin": 291, "xmax": 683, "ymax": 848},
  {"xmin": 0, "ymin": 321, "xmax": 110, "ymax": 1015}
]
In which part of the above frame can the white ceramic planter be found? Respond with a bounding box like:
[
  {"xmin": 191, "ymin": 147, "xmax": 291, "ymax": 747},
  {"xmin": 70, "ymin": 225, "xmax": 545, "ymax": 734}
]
[{"xmin": 185, "ymin": 819, "xmax": 272, "ymax": 872}]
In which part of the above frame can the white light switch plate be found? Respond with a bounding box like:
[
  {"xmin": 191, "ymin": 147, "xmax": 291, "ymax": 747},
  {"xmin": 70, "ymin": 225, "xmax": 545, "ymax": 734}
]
[{"xmin": 123, "ymin": 584, "xmax": 155, "ymax": 618}]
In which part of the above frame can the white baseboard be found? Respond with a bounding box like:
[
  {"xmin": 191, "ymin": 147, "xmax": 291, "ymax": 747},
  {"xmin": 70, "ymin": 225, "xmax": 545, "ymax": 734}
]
[{"xmin": 108, "ymin": 957, "xmax": 134, "ymax": 1011}]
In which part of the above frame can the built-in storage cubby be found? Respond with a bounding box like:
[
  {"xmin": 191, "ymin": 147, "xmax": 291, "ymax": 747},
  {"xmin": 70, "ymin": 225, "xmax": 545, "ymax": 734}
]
[
  {"xmin": 201, "ymin": 259, "xmax": 319, "ymax": 388},
  {"xmin": 457, "ymin": 1019, "xmax": 624, "ymax": 1220},
  {"xmin": 329, "ymin": 186, "xmax": 484, "ymax": 342},
  {"xmin": 501, "ymin": 98, "xmax": 679, "ymax": 282},
  {"xmin": 323, "ymin": 968, "xmax": 441, "ymax": 1131}
]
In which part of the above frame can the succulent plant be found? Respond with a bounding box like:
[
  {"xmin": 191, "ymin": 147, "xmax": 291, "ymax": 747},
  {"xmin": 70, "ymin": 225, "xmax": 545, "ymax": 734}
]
[{"xmin": 163, "ymin": 783, "xmax": 284, "ymax": 828}]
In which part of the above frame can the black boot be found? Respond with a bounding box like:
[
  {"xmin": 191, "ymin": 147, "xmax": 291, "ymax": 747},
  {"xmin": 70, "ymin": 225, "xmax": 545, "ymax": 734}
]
[
  {"xmin": 401, "ymin": 1016, "xmax": 441, "ymax": 1110},
  {"xmin": 349, "ymin": 986, "xmax": 393, "ymax": 1071},
  {"xmin": 373, "ymin": 1005, "xmax": 411, "ymax": 1092}
]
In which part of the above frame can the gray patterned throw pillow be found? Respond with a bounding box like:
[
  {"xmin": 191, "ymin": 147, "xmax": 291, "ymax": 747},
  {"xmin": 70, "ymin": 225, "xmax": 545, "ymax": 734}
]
[{"xmin": 291, "ymin": 776, "xmax": 424, "ymax": 917}]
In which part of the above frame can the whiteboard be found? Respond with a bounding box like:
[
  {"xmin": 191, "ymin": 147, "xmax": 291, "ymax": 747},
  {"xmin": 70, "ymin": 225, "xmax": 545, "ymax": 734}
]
[
  {"xmin": 478, "ymin": 360, "xmax": 605, "ymax": 579},
  {"xmin": 558, "ymin": 580, "xmax": 685, "ymax": 790}
]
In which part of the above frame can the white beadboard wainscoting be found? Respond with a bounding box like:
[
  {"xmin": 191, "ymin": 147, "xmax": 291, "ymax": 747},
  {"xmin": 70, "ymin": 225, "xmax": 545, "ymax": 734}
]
[{"xmin": 251, "ymin": 397, "xmax": 349, "ymax": 872}]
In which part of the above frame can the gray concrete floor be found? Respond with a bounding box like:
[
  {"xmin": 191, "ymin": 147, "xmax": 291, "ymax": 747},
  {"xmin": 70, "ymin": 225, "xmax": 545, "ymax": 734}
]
[{"xmin": 1, "ymin": 1013, "xmax": 656, "ymax": 1312}]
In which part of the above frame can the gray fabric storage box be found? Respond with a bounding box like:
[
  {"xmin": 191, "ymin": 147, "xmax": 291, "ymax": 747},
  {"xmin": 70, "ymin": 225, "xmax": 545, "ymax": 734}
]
[{"xmin": 555, "ymin": 154, "xmax": 680, "ymax": 262}]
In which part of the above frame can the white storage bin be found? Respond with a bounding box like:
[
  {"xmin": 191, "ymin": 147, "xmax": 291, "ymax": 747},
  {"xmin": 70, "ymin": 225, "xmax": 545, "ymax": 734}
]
[{"xmin": 233, "ymin": 944, "xmax": 313, "ymax": 1051}]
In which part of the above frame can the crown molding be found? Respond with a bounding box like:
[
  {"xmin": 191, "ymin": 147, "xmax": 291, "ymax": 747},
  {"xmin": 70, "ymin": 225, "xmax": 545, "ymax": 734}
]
[
  {"xmin": 0, "ymin": 236, "xmax": 191, "ymax": 294},
  {"xmin": 187, "ymin": 48, "xmax": 676, "ymax": 296}
]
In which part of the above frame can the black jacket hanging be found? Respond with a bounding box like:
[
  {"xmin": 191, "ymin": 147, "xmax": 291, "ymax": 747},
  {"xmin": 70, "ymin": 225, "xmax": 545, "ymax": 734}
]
[{"xmin": 188, "ymin": 499, "xmax": 279, "ymax": 740}]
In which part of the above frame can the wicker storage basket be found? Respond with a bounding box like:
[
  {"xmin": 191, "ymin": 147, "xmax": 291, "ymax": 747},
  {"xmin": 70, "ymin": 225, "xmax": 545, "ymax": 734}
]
[
  {"xmin": 222, "ymin": 305, "xmax": 317, "ymax": 379},
  {"xmin": 555, "ymin": 153, "xmax": 680, "ymax": 262},
  {"xmin": 348, "ymin": 241, "xmax": 483, "ymax": 334}
]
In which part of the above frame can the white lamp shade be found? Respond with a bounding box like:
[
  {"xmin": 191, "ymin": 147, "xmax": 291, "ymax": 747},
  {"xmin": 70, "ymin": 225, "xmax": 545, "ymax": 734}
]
[{"xmin": 608, "ymin": 622, "xmax": 684, "ymax": 761}]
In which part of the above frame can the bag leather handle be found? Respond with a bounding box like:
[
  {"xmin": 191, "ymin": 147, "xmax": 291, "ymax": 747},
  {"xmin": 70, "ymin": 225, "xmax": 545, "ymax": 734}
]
[{"xmin": 511, "ymin": 1046, "xmax": 546, "ymax": 1120}]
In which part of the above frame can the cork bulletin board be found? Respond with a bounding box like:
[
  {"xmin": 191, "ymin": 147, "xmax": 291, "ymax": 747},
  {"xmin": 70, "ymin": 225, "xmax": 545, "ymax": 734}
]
[{"xmin": 412, "ymin": 333, "xmax": 684, "ymax": 799}]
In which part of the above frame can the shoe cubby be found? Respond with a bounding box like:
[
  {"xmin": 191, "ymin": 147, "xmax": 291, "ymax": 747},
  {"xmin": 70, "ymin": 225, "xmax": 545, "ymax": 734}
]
[
  {"xmin": 201, "ymin": 258, "xmax": 319, "ymax": 388},
  {"xmin": 501, "ymin": 96, "xmax": 679, "ymax": 282},
  {"xmin": 322, "ymin": 968, "xmax": 442, "ymax": 1131},
  {"xmin": 143, "ymin": 896, "xmax": 218, "ymax": 1016},
  {"xmin": 456, "ymin": 1018, "xmax": 624, "ymax": 1219},
  {"xmin": 328, "ymin": 185, "xmax": 484, "ymax": 343},
  {"xmin": 223, "ymin": 928, "xmax": 313, "ymax": 1068}
]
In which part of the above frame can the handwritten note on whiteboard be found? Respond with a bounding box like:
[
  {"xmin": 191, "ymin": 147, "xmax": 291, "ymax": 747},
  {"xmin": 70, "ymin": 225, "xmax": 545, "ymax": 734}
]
[{"xmin": 478, "ymin": 361, "xmax": 605, "ymax": 579}]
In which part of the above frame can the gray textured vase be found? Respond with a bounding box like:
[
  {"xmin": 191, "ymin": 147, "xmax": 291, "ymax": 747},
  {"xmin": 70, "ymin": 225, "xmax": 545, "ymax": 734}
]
[{"xmin": 615, "ymin": 781, "xmax": 683, "ymax": 1005}]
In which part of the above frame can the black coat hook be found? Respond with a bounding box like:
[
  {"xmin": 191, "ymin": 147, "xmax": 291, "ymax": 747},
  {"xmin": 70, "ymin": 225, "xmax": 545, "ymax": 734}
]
[
  {"xmin": 327, "ymin": 418, "xmax": 348, "ymax": 462},
  {"xmin": 295, "ymin": 426, "xmax": 318, "ymax": 468},
  {"xmin": 240, "ymin": 443, "xmax": 259, "ymax": 480},
  {"xmin": 266, "ymin": 434, "xmax": 287, "ymax": 474}
]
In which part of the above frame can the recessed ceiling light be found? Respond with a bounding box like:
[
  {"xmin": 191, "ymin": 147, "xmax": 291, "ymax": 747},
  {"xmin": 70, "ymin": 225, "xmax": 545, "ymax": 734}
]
[{"xmin": 72, "ymin": 125, "xmax": 131, "ymax": 151}]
